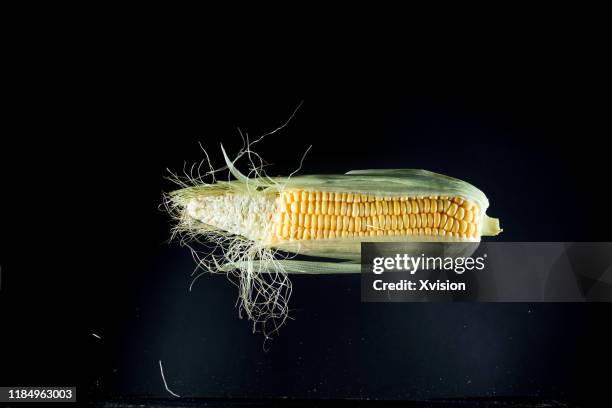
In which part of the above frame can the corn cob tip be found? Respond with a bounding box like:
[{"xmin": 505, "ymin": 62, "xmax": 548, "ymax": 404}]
[{"xmin": 481, "ymin": 215, "xmax": 502, "ymax": 236}]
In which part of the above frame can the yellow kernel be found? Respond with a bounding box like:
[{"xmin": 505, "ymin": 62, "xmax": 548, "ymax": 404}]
[
  {"xmin": 452, "ymin": 220, "xmax": 460, "ymax": 233},
  {"xmin": 443, "ymin": 200, "xmax": 451, "ymax": 212},
  {"xmin": 374, "ymin": 201, "xmax": 382, "ymax": 216},
  {"xmin": 444, "ymin": 217, "xmax": 454, "ymax": 232},
  {"xmin": 324, "ymin": 215, "xmax": 331, "ymax": 229},
  {"xmin": 430, "ymin": 199, "xmax": 437, "ymax": 213},
  {"xmin": 340, "ymin": 202, "xmax": 347, "ymax": 216},
  {"xmin": 393, "ymin": 201, "xmax": 401, "ymax": 215},
  {"xmin": 465, "ymin": 210, "xmax": 474, "ymax": 223},
  {"xmin": 456, "ymin": 207, "xmax": 465, "ymax": 220},
  {"xmin": 417, "ymin": 198, "xmax": 424, "ymax": 212},
  {"xmin": 434, "ymin": 213, "xmax": 441, "ymax": 228},
  {"xmin": 440, "ymin": 214, "xmax": 448, "ymax": 229},
  {"xmin": 378, "ymin": 215, "xmax": 386, "ymax": 229},
  {"xmin": 317, "ymin": 214, "xmax": 324, "ymax": 229},
  {"xmin": 372, "ymin": 216, "xmax": 379, "ymax": 229},
  {"xmin": 411, "ymin": 200, "xmax": 419, "ymax": 214}
]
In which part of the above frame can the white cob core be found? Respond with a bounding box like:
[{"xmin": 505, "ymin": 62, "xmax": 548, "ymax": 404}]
[{"xmin": 186, "ymin": 192, "xmax": 280, "ymax": 243}]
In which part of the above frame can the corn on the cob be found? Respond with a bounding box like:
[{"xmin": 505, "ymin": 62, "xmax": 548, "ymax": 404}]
[
  {"xmin": 177, "ymin": 152, "xmax": 501, "ymax": 262},
  {"xmin": 193, "ymin": 190, "xmax": 485, "ymax": 241},
  {"xmin": 166, "ymin": 144, "xmax": 502, "ymax": 336}
]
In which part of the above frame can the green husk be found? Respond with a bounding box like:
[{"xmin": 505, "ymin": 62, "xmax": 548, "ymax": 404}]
[{"xmin": 221, "ymin": 259, "xmax": 361, "ymax": 274}]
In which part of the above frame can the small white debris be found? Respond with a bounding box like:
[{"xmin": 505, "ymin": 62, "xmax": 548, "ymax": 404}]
[{"xmin": 159, "ymin": 360, "xmax": 181, "ymax": 398}]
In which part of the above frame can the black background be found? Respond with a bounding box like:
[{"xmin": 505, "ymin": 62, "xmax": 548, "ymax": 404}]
[{"xmin": 1, "ymin": 31, "xmax": 611, "ymax": 405}]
